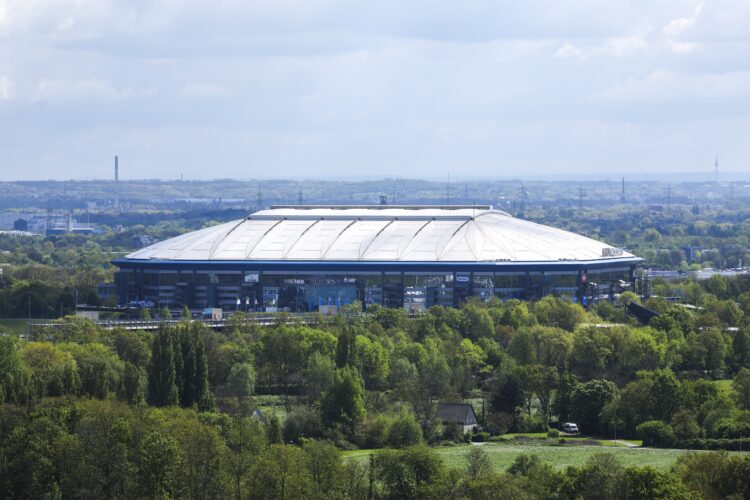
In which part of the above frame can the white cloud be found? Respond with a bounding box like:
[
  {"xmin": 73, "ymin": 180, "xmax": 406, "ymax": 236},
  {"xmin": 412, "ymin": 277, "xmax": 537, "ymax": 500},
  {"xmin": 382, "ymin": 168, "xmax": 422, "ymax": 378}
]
[
  {"xmin": 35, "ymin": 78, "xmax": 152, "ymax": 101},
  {"xmin": 554, "ymin": 35, "xmax": 648, "ymax": 60},
  {"xmin": 663, "ymin": 1, "xmax": 703, "ymax": 37},
  {"xmin": 0, "ymin": 0, "xmax": 750, "ymax": 179},
  {"xmin": 179, "ymin": 83, "xmax": 234, "ymax": 99},
  {"xmin": 555, "ymin": 42, "xmax": 585, "ymax": 59},
  {"xmin": 0, "ymin": 75, "xmax": 12, "ymax": 99},
  {"xmin": 599, "ymin": 69, "xmax": 750, "ymax": 100}
]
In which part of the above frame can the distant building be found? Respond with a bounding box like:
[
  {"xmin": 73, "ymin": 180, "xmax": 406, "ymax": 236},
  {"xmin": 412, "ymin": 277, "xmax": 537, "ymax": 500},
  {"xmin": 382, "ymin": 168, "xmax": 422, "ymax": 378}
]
[
  {"xmin": 113, "ymin": 205, "xmax": 641, "ymax": 311},
  {"xmin": 435, "ymin": 403, "xmax": 479, "ymax": 433},
  {"xmin": 13, "ymin": 219, "xmax": 28, "ymax": 231}
]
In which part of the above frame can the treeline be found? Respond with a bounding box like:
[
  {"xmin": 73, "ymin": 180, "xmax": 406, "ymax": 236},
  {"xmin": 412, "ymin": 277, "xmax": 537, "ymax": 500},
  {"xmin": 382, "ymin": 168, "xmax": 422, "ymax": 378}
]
[
  {"xmin": 1, "ymin": 276, "xmax": 749, "ymax": 445},
  {"xmin": 531, "ymin": 204, "xmax": 750, "ymax": 270},
  {"xmin": 1, "ymin": 396, "xmax": 749, "ymax": 499},
  {"xmin": 1, "ymin": 275, "xmax": 750, "ymax": 495}
]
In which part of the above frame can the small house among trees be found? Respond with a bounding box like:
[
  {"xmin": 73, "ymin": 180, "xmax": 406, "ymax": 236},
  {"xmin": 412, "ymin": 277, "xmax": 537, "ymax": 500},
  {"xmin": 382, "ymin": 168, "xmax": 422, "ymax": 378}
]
[{"xmin": 435, "ymin": 403, "xmax": 478, "ymax": 433}]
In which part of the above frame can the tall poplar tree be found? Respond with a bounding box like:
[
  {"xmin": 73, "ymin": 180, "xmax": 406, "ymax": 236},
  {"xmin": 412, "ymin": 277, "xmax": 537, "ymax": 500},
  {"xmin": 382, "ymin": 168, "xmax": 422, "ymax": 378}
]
[
  {"xmin": 147, "ymin": 328, "xmax": 179, "ymax": 407},
  {"xmin": 194, "ymin": 337, "xmax": 214, "ymax": 411},
  {"xmin": 179, "ymin": 328, "xmax": 196, "ymax": 407}
]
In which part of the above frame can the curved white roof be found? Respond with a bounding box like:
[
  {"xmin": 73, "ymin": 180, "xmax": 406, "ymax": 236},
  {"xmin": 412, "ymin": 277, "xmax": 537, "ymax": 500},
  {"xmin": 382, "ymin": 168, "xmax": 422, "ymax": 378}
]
[{"xmin": 124, "ymin": 206, "xmax": 637, "ymax": 263}]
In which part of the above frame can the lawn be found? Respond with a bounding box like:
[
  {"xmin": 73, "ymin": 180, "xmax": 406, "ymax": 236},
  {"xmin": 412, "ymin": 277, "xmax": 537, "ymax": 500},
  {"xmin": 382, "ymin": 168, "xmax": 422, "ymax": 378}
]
[
  {"xmin": 343, "ymin": 442, "xmax": 740, "ymax": 471},
  {"xmin": 714, "ymin": 379, "xmax": 733, "ymax": 397},
  {"xmin": 0, "ymin": 319, "xmax": 29, "ymax": 336}
]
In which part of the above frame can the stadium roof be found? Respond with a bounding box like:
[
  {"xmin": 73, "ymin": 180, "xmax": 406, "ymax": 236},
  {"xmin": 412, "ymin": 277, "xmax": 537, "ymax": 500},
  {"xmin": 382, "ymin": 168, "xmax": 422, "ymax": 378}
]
[{"xmin": 124, "ymin": 205, "xmax": 638, "ymax": 264}]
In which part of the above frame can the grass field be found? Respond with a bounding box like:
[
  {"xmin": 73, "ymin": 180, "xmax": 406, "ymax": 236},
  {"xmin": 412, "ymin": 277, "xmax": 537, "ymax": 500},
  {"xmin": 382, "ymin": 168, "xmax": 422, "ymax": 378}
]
[
  {"xmin": 343, "ymin": 442, "xmax": 740, "ymax": 471},
  {"xmin": 714, "ymin": 379, "xmax": 733, "ymax": 397},
  {"xmin": 0, "ymin": 319, "xmax": 28, "ymax": 335}
]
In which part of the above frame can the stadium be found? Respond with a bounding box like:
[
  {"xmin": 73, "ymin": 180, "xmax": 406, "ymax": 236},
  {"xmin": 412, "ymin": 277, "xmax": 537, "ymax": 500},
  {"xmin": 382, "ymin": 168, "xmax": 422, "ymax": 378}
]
[{"xmin": 113, "ymin": 205, "xmax": 642, "ymax": 313}]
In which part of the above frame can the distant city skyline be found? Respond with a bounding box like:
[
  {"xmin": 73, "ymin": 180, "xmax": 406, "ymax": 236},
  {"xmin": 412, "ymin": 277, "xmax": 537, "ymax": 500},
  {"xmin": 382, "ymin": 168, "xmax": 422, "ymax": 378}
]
[{"xmin": 1, "ymin": 1, "xmax": 748, "ymax": 180}]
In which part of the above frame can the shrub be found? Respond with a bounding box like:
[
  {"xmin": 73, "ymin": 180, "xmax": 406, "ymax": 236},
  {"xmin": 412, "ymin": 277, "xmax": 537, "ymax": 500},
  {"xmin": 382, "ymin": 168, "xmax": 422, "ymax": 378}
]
[
  {"xmin": 442, "ymin": 421, "xmax": 464, "ymax": 443},
  {"xmin": 547, "ymin": 428, "xmax": 560, "ymax": 438},
  {"xmin": 472, "ymin": 431, "xmax": 490, "ymax": 442},
  {"xmin": 282, "ymin": 407, "xmax": 323, "ymax": 443},
  {"xmin": 358, "ymin": 414, "xmax": 392, "ymax": 449},
  {"xmin": 672, "ymin": 438, "xmax": 750, "ymax": 451},
  {"xmin": 637, "ymin": 420, "xmax": 675, "ymax": 448},
  {"xmin": 386, "ymin": 411, "xmax": 423, "ymax": 448}
]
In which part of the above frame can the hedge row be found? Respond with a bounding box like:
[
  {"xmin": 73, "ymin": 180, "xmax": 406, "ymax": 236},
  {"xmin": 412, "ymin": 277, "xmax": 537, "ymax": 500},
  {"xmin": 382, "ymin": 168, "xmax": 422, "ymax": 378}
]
[{"xmin": 671, "ymin": 438, "xmax": 750, "ymax": 451}]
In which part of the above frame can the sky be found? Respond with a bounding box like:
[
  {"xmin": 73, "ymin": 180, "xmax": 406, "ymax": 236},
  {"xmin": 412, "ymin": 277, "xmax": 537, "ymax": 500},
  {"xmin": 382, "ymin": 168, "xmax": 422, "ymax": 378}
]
[{"xmin": 0, "ymin": 0, "xmax": 748, "ymax": 181}]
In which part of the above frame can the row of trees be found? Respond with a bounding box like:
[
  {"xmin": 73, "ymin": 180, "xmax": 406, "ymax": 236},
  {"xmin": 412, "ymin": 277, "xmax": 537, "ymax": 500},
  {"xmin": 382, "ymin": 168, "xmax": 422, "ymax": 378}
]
[{"xmin": 1, "ymin": 395, "xmax": 748, "ymax": 499}]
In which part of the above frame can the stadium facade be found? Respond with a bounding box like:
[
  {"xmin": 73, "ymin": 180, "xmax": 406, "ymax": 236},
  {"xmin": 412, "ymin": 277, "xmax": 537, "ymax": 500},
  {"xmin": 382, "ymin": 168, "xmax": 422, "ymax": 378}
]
[{"xmin": 113, "ymin": 205, "xmax": 642, "ymax": 313}]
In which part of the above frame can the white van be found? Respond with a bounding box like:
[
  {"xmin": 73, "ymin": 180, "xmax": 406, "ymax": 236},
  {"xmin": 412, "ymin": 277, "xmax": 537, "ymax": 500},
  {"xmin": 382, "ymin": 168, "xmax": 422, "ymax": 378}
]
[{"xmin": 562, "ymin": 422, "xmax": 579, "ymax": 434}]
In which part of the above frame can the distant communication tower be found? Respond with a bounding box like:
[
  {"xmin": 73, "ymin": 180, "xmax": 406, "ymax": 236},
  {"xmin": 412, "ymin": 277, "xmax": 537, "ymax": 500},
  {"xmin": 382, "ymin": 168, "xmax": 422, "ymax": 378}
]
[
  {"xmin": 578, "ymin": 183, "xmax": 586, "ymax": 217},
  {"xmin": 114, "ymin": 155, "xmax": 120, "ymax": 210},
  {"xmin": 714, "ymin": 154, "xmax": 719, "ymax": 183}
]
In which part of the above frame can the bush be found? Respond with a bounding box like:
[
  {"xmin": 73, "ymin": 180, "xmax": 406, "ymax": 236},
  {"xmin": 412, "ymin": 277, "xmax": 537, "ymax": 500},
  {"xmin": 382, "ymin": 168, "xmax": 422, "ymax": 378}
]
[
  {"xmin": 672, "ymin": 438, "xmax": 750, "ymax": 451},
  {"xmin": 714, "ymin": 419, "xmax": 750, "ymax": 439},
  {"xmin": 386, "ymin": 411, "xmax": 423, "ymax": 448},
  {"xmin": 472, "ymin": 431, "xmax": 490, "ymax": 442},
  {"xmin": 425, "ymin": 418, "xmax": 444, "ymax": 444},
  {"xmin": 358, "ymin": 414, "xmax": 392, "ymax": 449},
  {"xmin": 488, "ymin": 435, "xmax": 509, "ymax": 443},
  {"xmin": 442, "ymin": 421, "xmax": 464, "ymax": 443},
  {"xmin": 637, "ymin": 420, "xmax": 675, "ymax": 448},
  {"xmin": 515, "ymin": 414, "xmax": 547, "ymax": 433},
  {"xmin": 547, "ymin": 428, "xmax": 560, "ymax": 438},
  {"xmin": 282, "ymin": 407, "xmax": 323, "ymax": 443}
]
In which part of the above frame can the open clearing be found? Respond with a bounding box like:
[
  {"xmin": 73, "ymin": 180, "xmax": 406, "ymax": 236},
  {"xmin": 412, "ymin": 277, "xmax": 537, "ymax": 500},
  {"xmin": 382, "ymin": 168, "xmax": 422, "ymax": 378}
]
[
  {"xmin": 0, "ymin": 319, "xmax": 28, "ymax": 335},
  {"xmin": 344, "ymin": 443, "xmax": 745, "ymax": 471}
]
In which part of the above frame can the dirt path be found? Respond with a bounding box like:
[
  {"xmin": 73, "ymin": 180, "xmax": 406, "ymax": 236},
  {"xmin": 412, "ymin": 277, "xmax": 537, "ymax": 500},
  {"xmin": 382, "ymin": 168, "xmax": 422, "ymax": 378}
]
[{"xmin": 611, "ymin": 440, "xmax": 640, "ymax": 448}]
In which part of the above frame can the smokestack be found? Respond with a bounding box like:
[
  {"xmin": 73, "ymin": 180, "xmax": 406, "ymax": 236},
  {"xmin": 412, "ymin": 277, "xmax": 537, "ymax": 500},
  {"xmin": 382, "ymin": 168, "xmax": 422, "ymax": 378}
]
[{"xmin": 114, "ymin": 155, "xmax": 120, "ymax": 211}]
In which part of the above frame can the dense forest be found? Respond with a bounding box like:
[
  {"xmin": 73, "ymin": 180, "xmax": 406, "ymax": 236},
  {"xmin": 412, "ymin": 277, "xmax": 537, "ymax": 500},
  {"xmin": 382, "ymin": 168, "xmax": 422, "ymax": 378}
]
[{"xmin": 2, "ymin": 273, "xmax": 750, "ymax": 497}]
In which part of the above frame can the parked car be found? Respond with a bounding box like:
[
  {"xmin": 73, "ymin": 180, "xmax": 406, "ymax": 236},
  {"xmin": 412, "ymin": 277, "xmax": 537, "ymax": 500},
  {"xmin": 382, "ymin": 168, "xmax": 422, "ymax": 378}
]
[{"xmin": 562, "ymin": 422, "xmax": 579, "ymax": 433}]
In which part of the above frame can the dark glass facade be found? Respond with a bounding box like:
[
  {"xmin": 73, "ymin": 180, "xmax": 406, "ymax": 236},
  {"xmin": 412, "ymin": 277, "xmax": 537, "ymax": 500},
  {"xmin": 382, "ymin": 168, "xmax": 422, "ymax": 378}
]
[{"xmin": 114, "ymin": 262, "xmax": 637, "ymax": 312}]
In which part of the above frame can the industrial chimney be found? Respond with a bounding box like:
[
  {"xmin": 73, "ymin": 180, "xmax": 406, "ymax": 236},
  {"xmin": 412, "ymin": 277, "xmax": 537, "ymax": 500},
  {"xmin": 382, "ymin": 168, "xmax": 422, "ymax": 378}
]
[{"xmin": 114, "ymin": 155, "xmax": 120, "ymax": 210}]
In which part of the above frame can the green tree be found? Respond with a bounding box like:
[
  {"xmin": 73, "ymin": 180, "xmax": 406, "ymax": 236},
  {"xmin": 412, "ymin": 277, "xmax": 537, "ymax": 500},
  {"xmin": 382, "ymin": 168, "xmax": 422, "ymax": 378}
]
[
  {"xmin": 335, "ymin": 328, "xmax": 356, "ymax": 368},
  {"xmin": 373, "ymin": 446, "xmax": 446, "ymax": 500},
  {"xmin": 675, "ymin": 451, "xmax": 750, "ymax": 499},
  {"xmin": 147, "ymin": 329, "xmax": 179, "ymax": 407},
  {"xmin": 21, "ymin": 342, "xmax": 79, "ymax": 398},
  {"xmin": 624, "ymin": 466, "xmax": 690, "ymax": 500},
  {"xmin": 119, "ymin": 361, "xmax": 143, "ymax": 404},
  {"xmin": 461, "ymin": 303, "xmax": 495, "ymax": 339},
  {"xmin": 137, "ymin": 431, "xmax": 180, "ymax": 499},
  {"xmin": 266, "ymin": 413, "xmax": 283, "ymax": 444},
  {"xmin": 227, "ymin": 362, "xmax": 256, "ymax": 399},
  {"xmin": 386, "ymin": 410, "xmax": 423, "ymax": 448},
  {"xmin": 303, "ymin": 440, "xmax": 343, "ymax": 499},
  {"xmin": 193, "ymin": 337, "xmax": 214, "ymax": 411},
  {"xmin": 227, "ymin": 417, "xmax": 265, "ymax": 500},
  {"xmin": 465, "ymin": 446, "xmax": 492, "ymax": 480},
  {"xmin": 321, "ymin": 366, "xmax": 366, "ymax": 435},
  {"xmin": 303, "ymin": 351, "xmax": 334, "ymax": 405},
  {"xmin": 733, "ymin": 367, "xmax": 750, "ymax": 410},
  {"xmin": 570, "ymin": 379, "xmax": 617, "ymax": 434},
  {"xmin": 733, "ymin": 328, "xmax": 750, "ymax": 371},
  {"xmin": 0, "ymin": 336, "xmax": 31, "ymax": 404},
  {"xmin": 553, "ymin": 371, "xmax": 578, "ymax": 423}
]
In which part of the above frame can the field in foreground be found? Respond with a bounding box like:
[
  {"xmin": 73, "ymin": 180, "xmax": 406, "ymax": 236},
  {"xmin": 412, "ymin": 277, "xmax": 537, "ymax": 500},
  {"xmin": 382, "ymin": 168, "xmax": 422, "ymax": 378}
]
[
  {"xmin": 0, "ymin": 319, "xmax": 28, "ymax": 335},
  {"xmin": 343, "ymin": 443, "xmax": 745, "ymax": 471}
]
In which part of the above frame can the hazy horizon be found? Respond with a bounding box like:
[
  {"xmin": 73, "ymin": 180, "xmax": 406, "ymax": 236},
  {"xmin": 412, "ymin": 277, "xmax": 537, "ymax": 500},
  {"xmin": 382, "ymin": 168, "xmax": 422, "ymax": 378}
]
[{"xmin": 1, "ymin": 1, "xmax": 749, "ymax": 180}]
